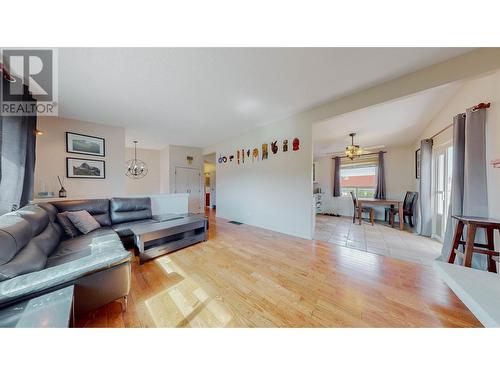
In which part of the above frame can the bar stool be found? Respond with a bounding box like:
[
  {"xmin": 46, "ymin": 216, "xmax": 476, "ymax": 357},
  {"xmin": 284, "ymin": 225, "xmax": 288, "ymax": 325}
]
[{"xmin": 447, "ymin": 215, "xmax": 500, "ymax": 273}]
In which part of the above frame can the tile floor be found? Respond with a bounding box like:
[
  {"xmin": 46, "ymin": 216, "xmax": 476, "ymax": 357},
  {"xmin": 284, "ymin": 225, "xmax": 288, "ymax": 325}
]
[{"xmin": 314, "ymin": 214, "xmax": 442, "ymax": 266}]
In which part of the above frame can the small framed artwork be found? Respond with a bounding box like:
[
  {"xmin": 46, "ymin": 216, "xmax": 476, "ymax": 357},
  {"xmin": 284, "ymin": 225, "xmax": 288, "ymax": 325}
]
[
  {"xmin": 415, "ymin": 148, "xmax": 421, "ymax": 179},
  {"xmin": 66, "ymin": 132, "xmax": 105, "ymax": 157},
  {"xmin": 67, "ymin": 157, "xmax": 106, "ymax": 179}
]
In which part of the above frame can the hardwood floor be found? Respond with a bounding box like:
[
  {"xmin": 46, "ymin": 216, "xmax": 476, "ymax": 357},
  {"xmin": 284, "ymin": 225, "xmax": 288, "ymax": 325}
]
[{"xmin": 76, "ymin": 209, "xmax": 482, "ymax": 327}]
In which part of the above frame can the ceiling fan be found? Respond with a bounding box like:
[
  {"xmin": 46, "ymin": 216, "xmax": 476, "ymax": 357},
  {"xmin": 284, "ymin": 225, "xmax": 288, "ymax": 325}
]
[{"xmin": 324, "ymin": 133, "xmax": 384, "ymax": 158}]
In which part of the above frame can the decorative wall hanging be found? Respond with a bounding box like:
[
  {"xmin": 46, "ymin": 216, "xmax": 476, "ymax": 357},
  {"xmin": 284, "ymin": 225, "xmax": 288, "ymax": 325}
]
[
  {"xmin": 252, "ymin": 148, "xmax": 259, "ymax": 161},
  {"xmin": 262, "ymin": 144, "xmax": 268, "ymax": 159},
  {"xmin": 220, "ymin": 136, "xmax": 301, "ymax": 167},
  {"xmin": 66, "ymin": 132, "xmax": 105, "ymax": 157},
  {"xmin": 67, "ymin": 157, "xmax": 106, "ymax": 179},
  {"xmin": 126, "ymin": 141, "xmax": 149, "ymax": 179},
  {"xmin": 271, "ymin": 141, "xmax": 278, "ymax": 154}
]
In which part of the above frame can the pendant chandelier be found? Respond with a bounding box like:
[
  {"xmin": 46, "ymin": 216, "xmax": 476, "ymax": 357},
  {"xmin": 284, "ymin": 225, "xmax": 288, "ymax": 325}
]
[
  {"xmin": 345, "ymin": 132, "xmax": 364, "ymax": 160},
  {"xmin": 126, "ymin": 141, "xmax": 148, "ymax": 179}
]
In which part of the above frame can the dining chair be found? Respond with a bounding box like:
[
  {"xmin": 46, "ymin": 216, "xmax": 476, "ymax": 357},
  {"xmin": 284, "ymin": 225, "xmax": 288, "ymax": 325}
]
[
  {"xmin": 350, "ymin": 192, "xmax": 374, "ymax": 225},
  {"xmin": 385, "ymin": 191, "xmax": 418, "ymax": 227}
]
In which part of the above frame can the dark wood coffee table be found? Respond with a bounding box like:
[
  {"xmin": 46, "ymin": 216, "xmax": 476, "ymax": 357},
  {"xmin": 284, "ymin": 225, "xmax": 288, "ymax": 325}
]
[{"xmin": 132, "ymin": 215, "xmax": 208, "ymax": 264}]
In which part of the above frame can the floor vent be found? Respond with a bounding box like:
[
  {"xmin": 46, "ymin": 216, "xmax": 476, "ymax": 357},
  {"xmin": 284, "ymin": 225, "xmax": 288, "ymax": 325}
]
[{"xmin": 228, "ymin": 221, "xmax": 243, "ymax": 225}]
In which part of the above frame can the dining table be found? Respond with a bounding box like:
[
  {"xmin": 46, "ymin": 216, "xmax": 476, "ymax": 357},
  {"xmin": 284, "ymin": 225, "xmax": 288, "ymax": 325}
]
[{"xmin": 356, "ymin": 198, "xmax": 404, "ymax": 230}]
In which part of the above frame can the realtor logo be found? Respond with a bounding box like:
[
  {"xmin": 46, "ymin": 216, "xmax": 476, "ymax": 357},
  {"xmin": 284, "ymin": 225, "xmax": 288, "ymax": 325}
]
[{"xmin": 1, "ymin": 48, "xmax": 58, "ymax": 116}]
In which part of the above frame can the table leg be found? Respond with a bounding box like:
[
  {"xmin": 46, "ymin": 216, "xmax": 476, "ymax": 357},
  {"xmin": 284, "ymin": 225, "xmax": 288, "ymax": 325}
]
[
  {"xmin": 487, "ymin": 228, "xmax": 496, "ymax": 273},
  {"xmin": 358, "ymin": 202, "xmax": 362, "ymax": 225},
  {"xmin": 448, "ymin": 220, "xmax": 464, "ymax": 264},
  {"xmin": 398, "ymin": 202, "xmax": 404, "ymax": 230},
  {"xmin": 463, "ymin": 223, "xmax": 477, "ymax": 268}
]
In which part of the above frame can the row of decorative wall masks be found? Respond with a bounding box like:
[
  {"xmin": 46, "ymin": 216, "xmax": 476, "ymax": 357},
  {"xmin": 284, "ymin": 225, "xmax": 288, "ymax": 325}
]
[{"xmin": 218, "ymin": 137, "xmax": 300, "ymax": 164}]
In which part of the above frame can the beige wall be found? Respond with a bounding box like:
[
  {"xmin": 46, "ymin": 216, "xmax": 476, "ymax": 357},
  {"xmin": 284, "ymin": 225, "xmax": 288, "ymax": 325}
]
[
  {"xmin": 414, "ymin": 69, "xmax": 500, "ymax": 230},
  {"xmin": 125, "ymin": 147, "xmax": 161, "ymax": 195},
  {"xmin": 159, "ymin": 146, "xmax": 170, "ymax": 193},
  {"xmin": 35, "ymin": 117, "xmax": 126, "ymax": 199}
]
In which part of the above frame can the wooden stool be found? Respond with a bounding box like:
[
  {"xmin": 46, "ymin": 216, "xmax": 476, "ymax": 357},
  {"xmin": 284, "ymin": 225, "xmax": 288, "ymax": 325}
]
[{"xmin": 447, "ymin": 215, "xmax": 500, "ymax": 273}]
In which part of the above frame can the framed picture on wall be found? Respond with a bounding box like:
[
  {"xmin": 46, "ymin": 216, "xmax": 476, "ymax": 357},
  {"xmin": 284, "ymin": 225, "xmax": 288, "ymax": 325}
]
[
  {"xmin": 415, "ymin": 148, "xmax": 421, "ymax": 179},
  {"xmin": 67, "ymin": 157, "xmax": 106, "ymax": 179},
  {"xmin": 66, "ymin": 132, "xmax": 105, "ymax": 157}
]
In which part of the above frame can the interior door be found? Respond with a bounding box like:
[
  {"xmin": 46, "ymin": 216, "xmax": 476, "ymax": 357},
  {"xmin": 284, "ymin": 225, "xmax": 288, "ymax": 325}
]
[
  {"xmin": 175, "ymin": 167, "xmax": 201, "ymax": 213},
  {"xmin": 187, "ymin": 168, "xmax": 201, "ymax": 213},
  {"xmin": 432, "ymin": 144, "xmax": 453, "ymax": 242}
]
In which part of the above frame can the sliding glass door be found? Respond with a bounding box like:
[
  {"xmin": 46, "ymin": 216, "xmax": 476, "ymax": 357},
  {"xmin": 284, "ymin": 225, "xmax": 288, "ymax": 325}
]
[{"xmin": 432, "ymin": 143, "xmax": 453, "ymax": 242}]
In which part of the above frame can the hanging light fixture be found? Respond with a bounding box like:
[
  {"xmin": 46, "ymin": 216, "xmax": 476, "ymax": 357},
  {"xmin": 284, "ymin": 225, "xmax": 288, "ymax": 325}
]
[
  {"xmin": 126, "ymin": 141, "xmax": 148, "ymax": 179},
  {"xmin": 345, "ymin": 133, "xmax": 364, "ymax": 160}
]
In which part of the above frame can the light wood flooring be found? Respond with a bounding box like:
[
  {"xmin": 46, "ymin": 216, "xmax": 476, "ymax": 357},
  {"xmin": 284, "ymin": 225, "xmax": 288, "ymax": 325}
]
[{"xmin": 76, "ymin": 209, "xmax": 481, "ymax": 327}]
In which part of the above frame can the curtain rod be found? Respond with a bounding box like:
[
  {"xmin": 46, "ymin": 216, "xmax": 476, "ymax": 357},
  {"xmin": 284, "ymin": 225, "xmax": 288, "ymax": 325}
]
[
  {"xmin": 429, "ymin": 102, "xmax": 491, "ymax": 140},
  {"xmin": 332, "ymin": 151, "xmax": 386, "ymax": 160}
]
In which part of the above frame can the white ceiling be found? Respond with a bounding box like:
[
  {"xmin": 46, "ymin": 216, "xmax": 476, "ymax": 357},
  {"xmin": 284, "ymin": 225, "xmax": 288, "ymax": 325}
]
[
  {"xmin": 312, "ymin": 82, "xmax": 463, "ymax": 157},
  {"xmin": 57, "ymin": 48, "xmax": 473, "ymax": 149}
]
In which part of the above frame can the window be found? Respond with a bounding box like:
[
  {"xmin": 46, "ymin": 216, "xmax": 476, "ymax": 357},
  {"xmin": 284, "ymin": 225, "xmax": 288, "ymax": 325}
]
[{"xmin": 340, "ymin": 163, "xmax": 377, "ymax": 198}]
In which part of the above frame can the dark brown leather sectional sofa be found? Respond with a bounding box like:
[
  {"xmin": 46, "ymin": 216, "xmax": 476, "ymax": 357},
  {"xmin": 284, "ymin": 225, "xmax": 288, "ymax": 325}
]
[{"xmin": 0, "ymin": 197, "xmax": 155, "ymax": 316}]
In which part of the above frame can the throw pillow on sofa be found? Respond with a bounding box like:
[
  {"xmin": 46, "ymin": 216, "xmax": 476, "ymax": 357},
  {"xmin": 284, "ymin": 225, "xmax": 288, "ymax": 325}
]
[
  {"xmin": 56, "ymin": 212, "xmax": 80, "ymax": 238},
  {"xmin": 67, "ymin": 210, "xmax": 101, "ymax": 234}
]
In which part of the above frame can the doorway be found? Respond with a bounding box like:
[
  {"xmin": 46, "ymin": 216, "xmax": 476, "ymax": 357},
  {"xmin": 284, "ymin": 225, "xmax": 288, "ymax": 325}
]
[
  {"xmin": 432, "ymin": 143, "xmax": 453, "ymax": 242},
  {"xmin": 203, "ymin": 154, "xmax": 216, "ymax": 209},
  {"xmin": 174, "ymin": 166, "xmax": 202, "ymax": 213}
]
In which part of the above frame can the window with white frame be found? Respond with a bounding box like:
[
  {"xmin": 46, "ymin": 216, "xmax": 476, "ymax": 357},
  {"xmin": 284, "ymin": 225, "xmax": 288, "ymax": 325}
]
[{"xmin": 340, "ymin": 162, "xmax": 377, "ymax": 198}]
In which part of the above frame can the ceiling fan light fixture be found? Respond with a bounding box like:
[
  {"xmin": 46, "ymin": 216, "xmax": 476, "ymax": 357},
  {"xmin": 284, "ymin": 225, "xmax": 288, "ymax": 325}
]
[{"xmin": 345, "ymin": 132, "xmax": 364, "ymax": 160}]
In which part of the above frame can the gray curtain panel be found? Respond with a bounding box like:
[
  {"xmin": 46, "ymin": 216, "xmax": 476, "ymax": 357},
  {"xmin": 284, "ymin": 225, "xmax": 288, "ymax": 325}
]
[
  {"xmin": 440, "ymin": 114, "xmax": 465, "ymax": 261},
  {"xmin": 333, "ymin": 156, "xmax": 341, "ymax": 197},
  {"xmin": 374, "ymin": 151, "xmax": 386, "ymax": 199},
  {"xmin": 0, "ymin": 80, "xmax": 37, "ymax": 215},
  {"xmin": 440, "ymin": 108, "xmax": 488, "ymax": 270},
  {"xmin": 418, "ymin": 138, "xmax": 433, "ymax": 236}
]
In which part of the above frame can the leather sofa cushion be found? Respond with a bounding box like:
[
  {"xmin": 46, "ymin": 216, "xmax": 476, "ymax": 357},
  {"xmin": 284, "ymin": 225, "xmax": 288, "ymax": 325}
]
[
  {"xmin": 51, "ymin": 199, "xmax": 111, "ymax": 226},
  {"xmin": 0, "ymin": 220, "xmax": 61, "ymax": 281},
  {"xmin": 37, "ymin": 202, "xmax": 58, "ymax": 222},
  {"xmin": 0, "ymin": 215, "xmax": 32, "ymax": 266},
  {"xmin": 14, "ymin": 205, "xmax": 49, "ymax": 237},
  {"xmin": 67, "ymin": 210, "xmax": 101, "ymax": 234},
  {"xmin": 46, "ymin": 228, "xmax": 125, "ymax": 268},
  {"xmin": 110, "ymin": 197, "xmax": 152, "ymax": 224},
  {"xmin": 31, "ymin": 222, "xmax": 61, "ymax": 256},
  {"xmin": 0, "ymin": 241, "xmax": 47, "ymax": 281},
  {"xmin": 0, "ymin": 230, "xmax": 131, "ymax": 305}
]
